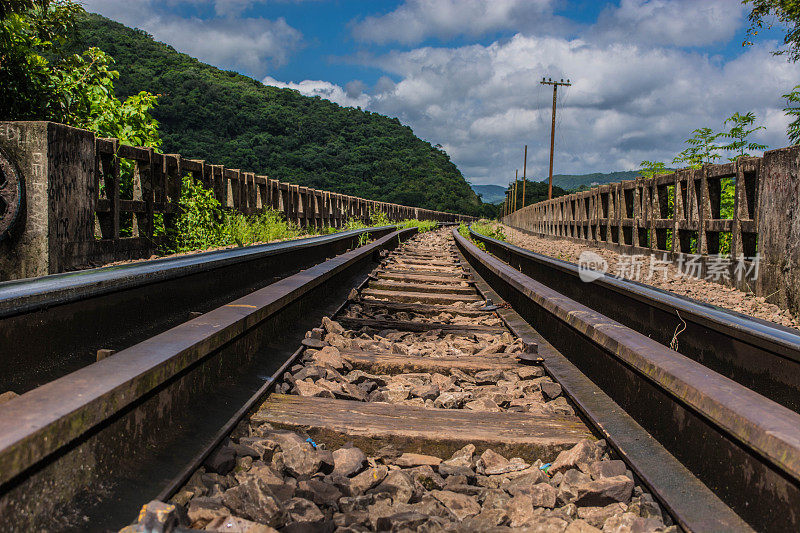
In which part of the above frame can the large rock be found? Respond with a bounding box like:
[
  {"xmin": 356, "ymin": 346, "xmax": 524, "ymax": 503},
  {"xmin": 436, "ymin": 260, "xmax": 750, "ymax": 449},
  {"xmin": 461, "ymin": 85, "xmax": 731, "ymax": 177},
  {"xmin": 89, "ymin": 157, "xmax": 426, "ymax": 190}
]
[
  {"xmin": 284, "ymin": 497, "xmax": 325, "ymax": 522},
  {"xmin": 514, "ymin": 483, "xmax": 557, "ymax": 508},
  {"xmin": 565, "ymin": 519, "xmax": 603, "ymax": 533},
  {"xmin": 433, "ymin": 391, "xmax": 472, "ymax": 409},
  {"xmin": 429, "ymin": 490, "xmax": 481, "ymax": 520},
  {"xmin": 186, "ymin": 497, "xmax": 228, "ymax": 528},
  {"xmin": 474, "ymin": 369, "xmax": 505, "ymax": 385},
  {"xmin": 477, "ymin": 449, "xmax": 529, "ymax": 475},
  {"xmin": 332, "ymin": 447, "xmax": 367, "ymax": 477},
  {"xmin": 294, "ymin": 380, "xmax": 335, "ymax": 398},
  {"xmin": 296, "ymin": 479, "xmax": 343, "ymax": 508},
  {"xmin": 269, "ymin": 432, "xmax": 322, "ymax": 478},
  {"xmin": 321, "ymin": 317, "xmax": 345, "ymax": 335},
  {"xmin": 348, "ymin": 465, "xmax": 388, "ymax": 495},
  {"xmin": 587, "ymin": 460, "xmax": 627, "ymax": 480},
  {"xmin": 410, "ymin": 383, "xmax": 440, "ymax": 401},
  {"xmin": 463, "ymin": 508, "xmax": 509, "ymax": 529},
  {"xmin": 442, "ymin": 444, "xmax": 475, "ymax": 468},
  {"xmin": 546, "ymin": 396, "xmax": 576, "ymax": 416},
  {"xmin": 205, "ymin": 515, "xmax": 278, "ymax": 532},
  {"xmin": 310, "ymin": 346, "xmax": 345, "ymax": 370},
  {"xmin": 375, "ymin": 511, "xmax": 441, "ymax": 531},
  {"xmin": 378, "ymin": 382, "xmax": 409, "ymax": 402},
  {"xmin": 601, "ymin": 512, "xmax": 664, "ymax": 532},
  {"xmin": 406, "ymin": 465, "xmax": 446, "ymax": 491},
  {"xmin": 550, "ymin": 440, "xmax": 603, "ymax": 474},
  {"xmin": 204, "ymin": 445, "xmax": 237, "ymax": 475},
  {"xmin": 541, "ymin": 381, "xmax": 563, "ymax": 400},
  {"xmin": 516, "ymin": 366, "xmax": 545, "ymax": 379},
  {"xmin": 345, "ymin": 370, "xmax": 387, "ymax": 387},
  {"xmin": 222, "ymin": 477, "xmax": 286, "ymax": 527},
  {"xmin": 577, "ymin": 503, "xmax": 629, "ymax": 528},
  {"xmin": 573, "ymin": 476, "xmax": 634, "ymax": 507},
  {"xmin": 369, "ymin": 470, "xmax": 415, "ymax": 503},
  {"xmin": 506, "ymin": 495, "xmax": 567, "ymax": 528},
  {"xmin": 465, "ymin": 397, "xmax": 503, "ymax": 412}
]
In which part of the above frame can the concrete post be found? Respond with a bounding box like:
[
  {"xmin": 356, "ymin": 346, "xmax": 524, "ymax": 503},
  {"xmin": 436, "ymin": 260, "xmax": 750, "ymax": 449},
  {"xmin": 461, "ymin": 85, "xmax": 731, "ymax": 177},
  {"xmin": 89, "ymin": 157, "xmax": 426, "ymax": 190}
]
[
  {"xmin": 0, "ymin": 122, "xmax": 95, "ymax": 280},
  {"xmin": 757, "ymin": 146, "xmax": 800, "ymax": 309}
]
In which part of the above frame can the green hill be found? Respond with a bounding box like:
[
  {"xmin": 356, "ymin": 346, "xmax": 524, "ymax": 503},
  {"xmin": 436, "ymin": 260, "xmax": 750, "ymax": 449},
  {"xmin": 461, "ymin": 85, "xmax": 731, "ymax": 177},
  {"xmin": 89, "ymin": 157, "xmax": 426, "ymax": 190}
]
[
  {"xmin": 471, "ymin": 184, "xmax": 507, "ymax": 204},
  {"xmin": 69, "ymin": 13, "xmax": 485, "ymax": 216},
  {"xmin": 548, "ymin": 170, "xmax": 644, "ymax": 190}
]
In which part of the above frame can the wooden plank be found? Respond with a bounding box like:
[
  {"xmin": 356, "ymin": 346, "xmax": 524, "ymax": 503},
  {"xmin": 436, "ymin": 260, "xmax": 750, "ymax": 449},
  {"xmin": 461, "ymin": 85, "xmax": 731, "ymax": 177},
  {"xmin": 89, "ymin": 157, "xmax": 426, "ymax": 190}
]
[
  {"xmin": 393, "ymin": 252, "xmax": 453, "ymax": 261},
  {"xmin": 380, "ymin": 268, "xmax": 463, "ymax": 278},
  {"xmin": 389, "ymin": 258, "xmax": 454, "ymax": 267},
  {"xmin": 253, "ymin": 394, "xmax": 593, "ymax": 462},
  {"xmin": 368, "ymin": 280, "xmax": 475, "ymax": 295},
  {"xmin": 383, "ymin": 264, "xmax": 464, "ymax": 274},
  {"xmin": 338, "ymin": 316, "xmax": 505, "ymax": 334},
  {"xmin": 375, "ymin": 272, "xmax": 468, "ymax": 284},
  {"xmin": 361, "ymin": 289, "xmax": 481, "ymax": 304},
  {"xmin": 355, "ymin": 300, "xmax": 491, "ymax": 317},
  {"xmin": 340, "ymin": 351, "xmax": 528, "ymax": 374}
]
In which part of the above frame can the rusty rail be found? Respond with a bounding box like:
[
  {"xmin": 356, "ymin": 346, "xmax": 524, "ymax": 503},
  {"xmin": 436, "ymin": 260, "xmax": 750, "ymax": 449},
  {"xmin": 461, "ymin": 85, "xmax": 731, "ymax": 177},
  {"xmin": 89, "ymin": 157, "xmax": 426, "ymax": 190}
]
[
  {"xmin": 455, "ymin": 227, "xmax": 800, "ymax": 532},
  {"xmin": 469, "ymin": 228, "xmax": 800, "ymax": 415},
  {"xmin": 0, "ymin": 227, "xmax": 417, "ymax": 530},
  {"xmin": 0, "ymin": 225, "xmax": 395, "ymax": 395}
]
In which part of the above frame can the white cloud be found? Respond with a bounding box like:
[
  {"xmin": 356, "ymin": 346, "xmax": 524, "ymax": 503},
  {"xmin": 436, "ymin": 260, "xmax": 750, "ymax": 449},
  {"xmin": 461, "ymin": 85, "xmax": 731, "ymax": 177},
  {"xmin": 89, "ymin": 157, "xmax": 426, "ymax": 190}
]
[
  {"xmin": 350, "ymin": 0, "xmax": 555, "ymax": 45},
  {"xmin": 345, "ymin": 34, "xmax": 800, "ymax": 184},
  {"xmin": 262, "ymin": 77, "xmax": 371, "ymax": 108},
  {"xmin": 593, "ymin": 0, "xmax": 746, "ymax": 47},
  {"xmin": 81, "ymin": 0, "xmax": 303, "ymax": 75}
]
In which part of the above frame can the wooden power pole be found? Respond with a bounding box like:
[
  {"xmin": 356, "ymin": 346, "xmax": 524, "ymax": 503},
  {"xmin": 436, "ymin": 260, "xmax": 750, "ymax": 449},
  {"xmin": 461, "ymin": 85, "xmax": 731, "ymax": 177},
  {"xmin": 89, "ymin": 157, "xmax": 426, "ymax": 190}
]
[
  {"xmin": 513, "ymin": 169, "xmax": 519, "ymax": 211},
  {"xmin": 541, "ymin": 77, "xmax": 570, "ymax": 199},
  {"xmin": 521, "ymin": 145, "xmax": 528, "ymax": 208}
]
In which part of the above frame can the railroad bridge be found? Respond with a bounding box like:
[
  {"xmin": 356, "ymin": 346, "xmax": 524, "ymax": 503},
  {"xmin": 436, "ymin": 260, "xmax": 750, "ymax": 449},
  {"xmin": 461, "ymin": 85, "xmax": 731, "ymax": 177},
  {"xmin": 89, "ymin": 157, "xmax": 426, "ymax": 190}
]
[{"xmin": 0, "ymin": 120, "xmax": 800, "ymax": 532}]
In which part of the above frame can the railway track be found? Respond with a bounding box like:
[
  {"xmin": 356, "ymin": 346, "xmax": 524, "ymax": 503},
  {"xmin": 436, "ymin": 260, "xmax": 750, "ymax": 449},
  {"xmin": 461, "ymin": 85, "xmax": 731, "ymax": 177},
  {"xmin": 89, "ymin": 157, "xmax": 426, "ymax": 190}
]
[
  {"xmin": 0, "ymin": 225, "xmax": 393, "ymax": 395},
  {"xmin": 1, "ymin": 225, "xmax": 799, "ymax": 531},
  {"xmin": 119, "ymin": 228, "xmax": 682, "ymax": 533}
]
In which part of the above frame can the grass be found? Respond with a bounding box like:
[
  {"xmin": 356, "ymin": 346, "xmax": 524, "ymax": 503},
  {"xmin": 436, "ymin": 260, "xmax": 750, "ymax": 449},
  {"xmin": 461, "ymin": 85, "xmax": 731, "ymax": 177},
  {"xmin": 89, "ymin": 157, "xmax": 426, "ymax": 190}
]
[
  {"xmin": 471, "ymin": 220, "xmax": 507, "ymax": 242},
  {"xmin": 397, "ymin": 219, "xmax": 438, "ymax": 233}
]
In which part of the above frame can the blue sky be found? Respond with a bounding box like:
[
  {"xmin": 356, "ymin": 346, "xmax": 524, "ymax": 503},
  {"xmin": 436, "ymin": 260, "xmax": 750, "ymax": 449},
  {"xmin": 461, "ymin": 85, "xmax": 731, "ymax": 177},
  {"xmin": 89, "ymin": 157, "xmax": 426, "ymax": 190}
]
[{"xmin": 82, "ymin": 1, "xmax": 798, "ymax": 186}]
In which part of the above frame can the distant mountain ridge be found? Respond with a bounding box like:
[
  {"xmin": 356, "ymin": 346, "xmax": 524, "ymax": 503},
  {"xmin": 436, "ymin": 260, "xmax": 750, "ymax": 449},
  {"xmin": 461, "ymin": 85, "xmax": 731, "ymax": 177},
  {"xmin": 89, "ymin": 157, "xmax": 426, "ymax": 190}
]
[
  {"xmin": 71, "ymin": 13, "xmax": 490, "ymax": 216},
  {"xmin": 547, "ymin": 170, "xmax": 642, "ymax": 190},
  {"xmin": 471, "ymin": 184, "xmax": 506, "ymax": 204},
  {"xmin": 471, "ymin": 170, "xmax": 648, "ymax": 201}
]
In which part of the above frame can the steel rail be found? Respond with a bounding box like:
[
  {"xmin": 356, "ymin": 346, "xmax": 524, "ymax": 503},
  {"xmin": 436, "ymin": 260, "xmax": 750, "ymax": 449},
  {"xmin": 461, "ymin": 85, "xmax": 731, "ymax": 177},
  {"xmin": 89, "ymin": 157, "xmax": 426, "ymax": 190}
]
[
  {"xmin": 454, "ymin": 227, "xmax": 800, "ymax": 532},
  {"xmin": 0, "ymin": 227, "xmax": 416, "ymax": 531},
  {"xmin": 469, "ymin": 228, "xmax": 800, "ymax": 415},
  {"xmin": 0, "ymin": 226, "xmax": 395, "ymax": 394}
]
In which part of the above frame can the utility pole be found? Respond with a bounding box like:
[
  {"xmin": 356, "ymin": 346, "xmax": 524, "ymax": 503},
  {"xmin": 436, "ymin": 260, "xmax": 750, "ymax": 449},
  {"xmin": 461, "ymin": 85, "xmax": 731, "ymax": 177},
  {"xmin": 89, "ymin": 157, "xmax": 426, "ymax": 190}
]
[
  {"xmin": 514, "ymin": 169, "xmax": 519, "ymax": 211},
  {"xmin": 521, "ymin": 145, "xmax": 528, "ymax": 208},
  {"xmin": 540, "ymin": 77, "xmax": 570, "ymax": 199}
]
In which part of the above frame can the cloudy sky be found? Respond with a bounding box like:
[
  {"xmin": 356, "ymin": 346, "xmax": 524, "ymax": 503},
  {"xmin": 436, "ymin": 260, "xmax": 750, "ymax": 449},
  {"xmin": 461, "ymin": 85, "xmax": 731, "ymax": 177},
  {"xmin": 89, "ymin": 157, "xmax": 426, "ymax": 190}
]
[{"xmin": 81, "ymin": 0, "xmax": 799, "ymax": 186}]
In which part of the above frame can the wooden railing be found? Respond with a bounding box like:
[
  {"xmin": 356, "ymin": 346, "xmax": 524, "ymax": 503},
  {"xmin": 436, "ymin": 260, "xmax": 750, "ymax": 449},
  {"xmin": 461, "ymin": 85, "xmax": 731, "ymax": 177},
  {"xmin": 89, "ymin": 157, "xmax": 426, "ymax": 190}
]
[
  {"xmin": 502, "ymin": 145, "xmax": 800, "ymax": 310},
  {"xmin": 0, "ymin": 121, "xmax": 474, "ymax": 279}
]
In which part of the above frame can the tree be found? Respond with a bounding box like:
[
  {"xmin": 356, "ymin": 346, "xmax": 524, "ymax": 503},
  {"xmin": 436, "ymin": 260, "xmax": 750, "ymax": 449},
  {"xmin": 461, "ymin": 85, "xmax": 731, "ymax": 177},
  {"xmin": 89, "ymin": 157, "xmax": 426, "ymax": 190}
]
[
  {"xmin": 719, "ymin": 111, "xmax": 766, "ymax": 160},
  {"xmin": 784, "ymin": 84, "xmax": 800, "ymax": 144},
  {"xmin": 0, "ymin": 1, "xmax": 160, "ymax": 148},
  {"xmin": 672, "ymin": 128, "xmax": 721, "ymax": 168},
  {"xmin": 0, "ymin": 0, "xmax": 83, "ymax": 120},
  {"xmin": 743, "ymin": 0, "xmax": 800, "ymax": 62},
  {"xmin": 639, "ymin": 160, "xmax": 666, "ymax": 179}
]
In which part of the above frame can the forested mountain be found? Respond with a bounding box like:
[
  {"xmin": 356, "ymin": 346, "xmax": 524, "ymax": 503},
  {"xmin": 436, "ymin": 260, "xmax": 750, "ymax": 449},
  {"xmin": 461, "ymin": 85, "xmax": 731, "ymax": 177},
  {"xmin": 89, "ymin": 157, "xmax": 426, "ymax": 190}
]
[
  {"xmin": 69, "ymin": 13, "xmax": 486, "ymax": 216},
  {"xmin": 471, "ymin": 184, "xmax": 507, "ymax": 204},
  {"xmin": 549, "ymin": 170, "xmax": 644, "ymax": 190}
]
